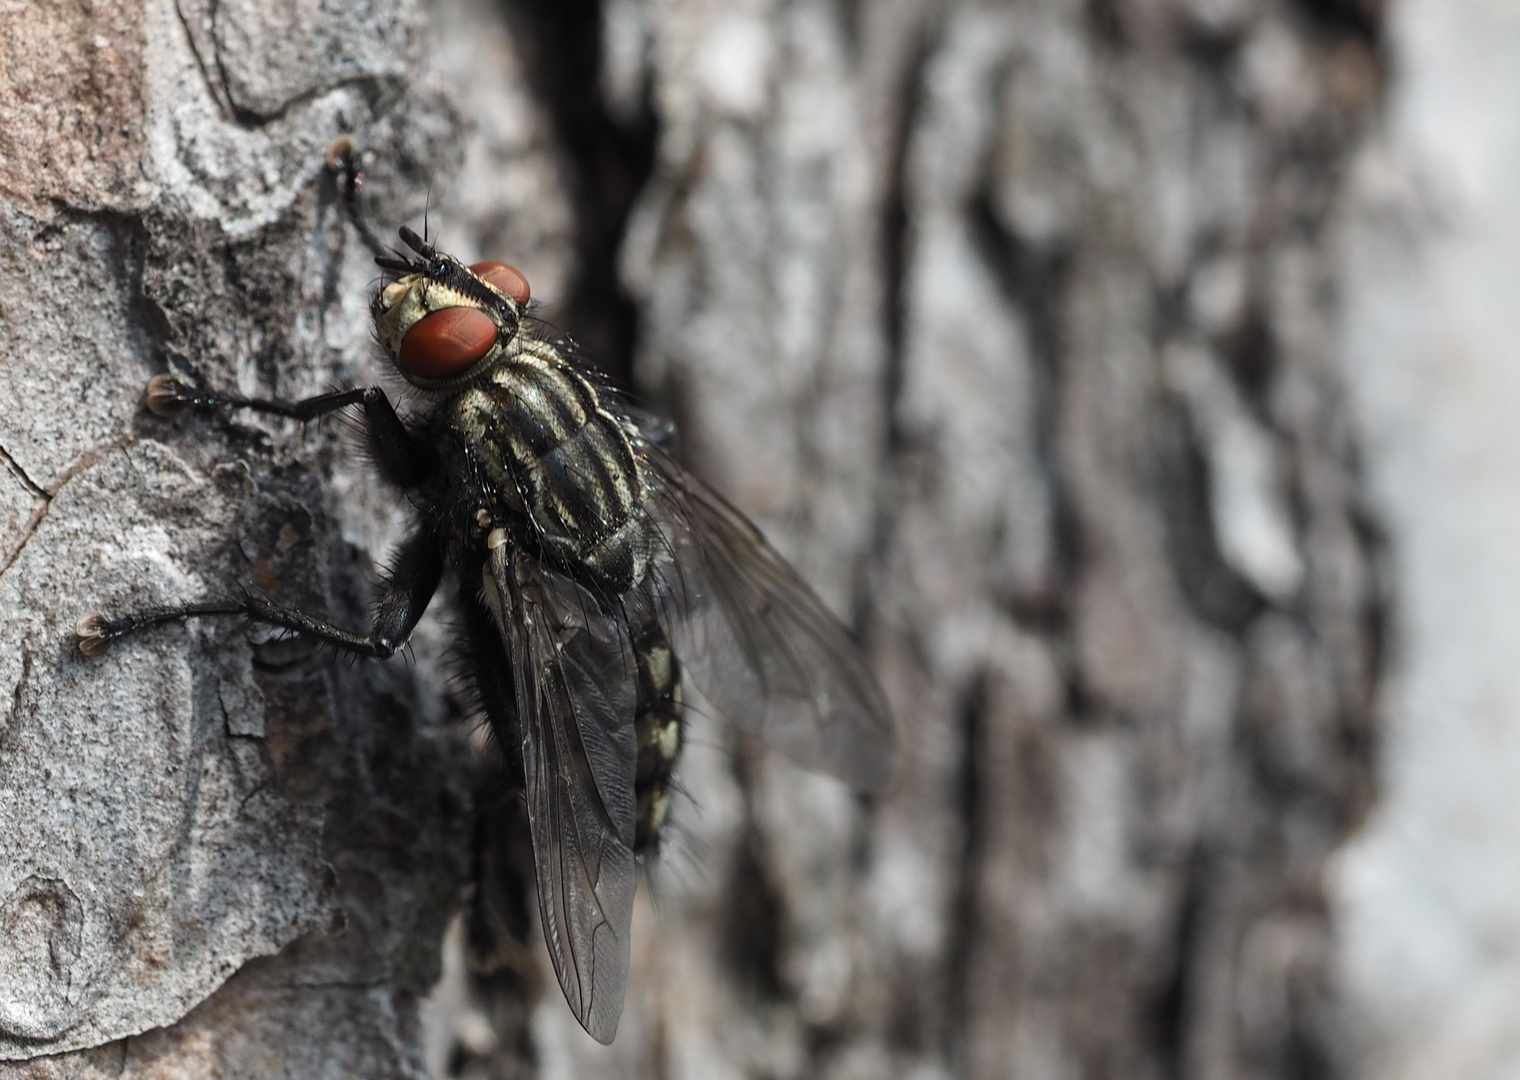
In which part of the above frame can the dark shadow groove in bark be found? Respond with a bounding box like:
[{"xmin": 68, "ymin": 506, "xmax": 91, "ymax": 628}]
[
  {"xmin": 965, "ymin": 181, "xmax": 1090, "ymax": 722},
  {"xmin": 1346, "ymin": 494, "xmax": 1391, "ymax": 766},
  {"xmin": 1178, "ymin": 19, "xmax": 1249, "ymax": 69},
  {"xmin": 504, "ymin": 0, "xmax": 658, "ymax": 387},
  {"xmin": 96, "ymin": 210, "xmax": 159, "ymax": 377},
  {"xmin": 1223, "ymin": 309, "xmax": 1279, "ymax": 415},
  {"xmin": 965, "ymin": 181, "xmax": 1072, "ymax": 535},
  {"xmin": 723, "ymin": 750, "xmax": 787, "ymax": 1003},
  {"xmin": 944, "ymin": 672, "xmax": 988, "ymax": 1071},
  {"xmin": 880, "ymin": 31, "xmax": 930, "ymax": 461},
  {"xmin": 1150, "ymin": 849, "xmax": 1206, "ymax": 1080},
  {"xmin": 0, "ymin": 442, "xmax": 46, "ymax": 501},
  {"xmin": 1083, "ymin": 0, "xmax": 1127, "ymax": 51},
  {"xmin": 1152, "ymin": 396, "xmax": 1268, "ymax": 636},
  {"xmin": 720, "ymin": 824, "xmax": 786, "ymax": 1002},
  {"xmin": 863, "ymin": 16, "xmax": 934, "ymax": 636},
  {"xmin": 1291, "ymin": 0, "xmax": 1381, "ymax": 43}
]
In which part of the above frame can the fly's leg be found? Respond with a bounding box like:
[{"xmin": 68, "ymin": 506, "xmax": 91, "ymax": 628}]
[
  {"xmin": 80, "ymin": 138, "xmax": 442, "ymax": 659},
  {"xmin": 77, "ymin": 525, "xmax": 444, "ymax": 659},
  {"xmin": 326, "ymin": 135, "xmax": 389, "ymax": 259},
  {"xmin": 146, "ymin": 377, "xmax": 434, "ymax": 490},
  {"xmin": 146, "ymin": 134, "xmax": 435, "ymax": 489},
  {"xmin": 145, "ymin": 379, "xmax": 368, "ymax": 422}
]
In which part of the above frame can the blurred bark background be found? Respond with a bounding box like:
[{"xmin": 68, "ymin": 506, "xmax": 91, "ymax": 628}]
[{"xmin": 0, "ymin": 0, "xmax": 1389, "ymax": 1078}]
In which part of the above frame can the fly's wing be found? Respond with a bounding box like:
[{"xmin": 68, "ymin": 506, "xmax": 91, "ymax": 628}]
[
  {"xmin": 635, "ymin": 445, "xmax": 895, "ymax": 793},
  {"xmin": 483, "ymin": 545, "xmax": 639, "ymax": 1045}
]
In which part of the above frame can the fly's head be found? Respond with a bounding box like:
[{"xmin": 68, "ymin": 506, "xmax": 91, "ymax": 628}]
[{"xmin": 371, "ymin": 226, "xmax": 533, "ymax": 388}]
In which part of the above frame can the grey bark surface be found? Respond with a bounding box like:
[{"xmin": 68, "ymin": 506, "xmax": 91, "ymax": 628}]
[{"xmin": 0, "ymin": 0, "xmax": 1385, "ymax": 1078}]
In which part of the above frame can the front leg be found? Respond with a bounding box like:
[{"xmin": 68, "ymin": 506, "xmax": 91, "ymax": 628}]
[
  {"xmin": 147, "ymin": 375, "xmax": 435, "ymax": 490},
  {"xmin": 77, "ymin": 524, "xmax": 445, "ymax": 660}
]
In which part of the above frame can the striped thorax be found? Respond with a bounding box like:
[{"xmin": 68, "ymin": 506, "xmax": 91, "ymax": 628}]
[
  {"xmin": 369, "ymin": 239, "xmax": 654, "ymax": 596},
  {"xmin": 442, "ymin": 345, "xmax": 654, "ymax": 595}
]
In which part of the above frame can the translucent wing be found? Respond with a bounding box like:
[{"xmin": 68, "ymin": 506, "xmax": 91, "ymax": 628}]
[
  {"xmin": 635, "ymin": 445, "xmax": 895, "ymax": 793},
  {"xmin": 483, "ymin": 545, "xmax": 639, "ymax": 1045}
]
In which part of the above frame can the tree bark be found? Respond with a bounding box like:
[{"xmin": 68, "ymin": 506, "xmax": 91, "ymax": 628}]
[{"xmin": 0, "ymin": 0, "xmax": 1385, "ymax": 1077}]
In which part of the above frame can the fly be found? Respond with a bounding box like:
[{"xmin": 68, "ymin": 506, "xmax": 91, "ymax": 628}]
[{"xmin": 75, "ymin": 138, "xmax": 895, "ymax": 1045}]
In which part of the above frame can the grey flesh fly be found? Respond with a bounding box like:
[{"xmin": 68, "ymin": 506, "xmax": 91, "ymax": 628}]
[{"xmin": 77, "ymin": 138, "xmax": 895, "ymax": 1045}]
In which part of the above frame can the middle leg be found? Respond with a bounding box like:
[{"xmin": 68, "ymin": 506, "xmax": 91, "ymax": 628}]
[
  {"xmin": 146, "ymin": 377, "xmax": 436, "ymax": 490},
  {"xmin": 78, "ymin": 524, "xmax": 445, "ymax": 660}
]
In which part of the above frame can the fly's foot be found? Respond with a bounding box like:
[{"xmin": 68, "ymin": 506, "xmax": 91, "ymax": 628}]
[
  {"xmin": 145, "ymin": 374, "xmax": 193, "ymax": 418},
  {"xmin": 327, "ymin": 134, "xmax": 359, "ymax": 177},
  {"xmin": 75, "ymin": 611, "xmax": 117, "ymax": 657},
  {"xmin": 145, "ymin": 376, "xmax": 250, "ymax": 418}
]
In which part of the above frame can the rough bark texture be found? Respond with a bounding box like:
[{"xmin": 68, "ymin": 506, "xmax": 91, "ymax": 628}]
[{"xmin": 0, "ymin": 0, "xmax": 1385, "ymax": 1077}]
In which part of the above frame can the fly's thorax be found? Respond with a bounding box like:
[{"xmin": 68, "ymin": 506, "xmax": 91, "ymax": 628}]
[{"xmin": 442, "ymin": 349, "xmax": 657, "ymax": 596}]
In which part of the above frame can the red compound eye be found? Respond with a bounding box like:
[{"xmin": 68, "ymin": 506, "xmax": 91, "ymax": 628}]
[
  {"xmin": 471, "ymin": 261, "xmax": 531, "ymax": 306},
  {"xmin": 398, "ymin": 307, "xmax": 498, "ymax": 379}
]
